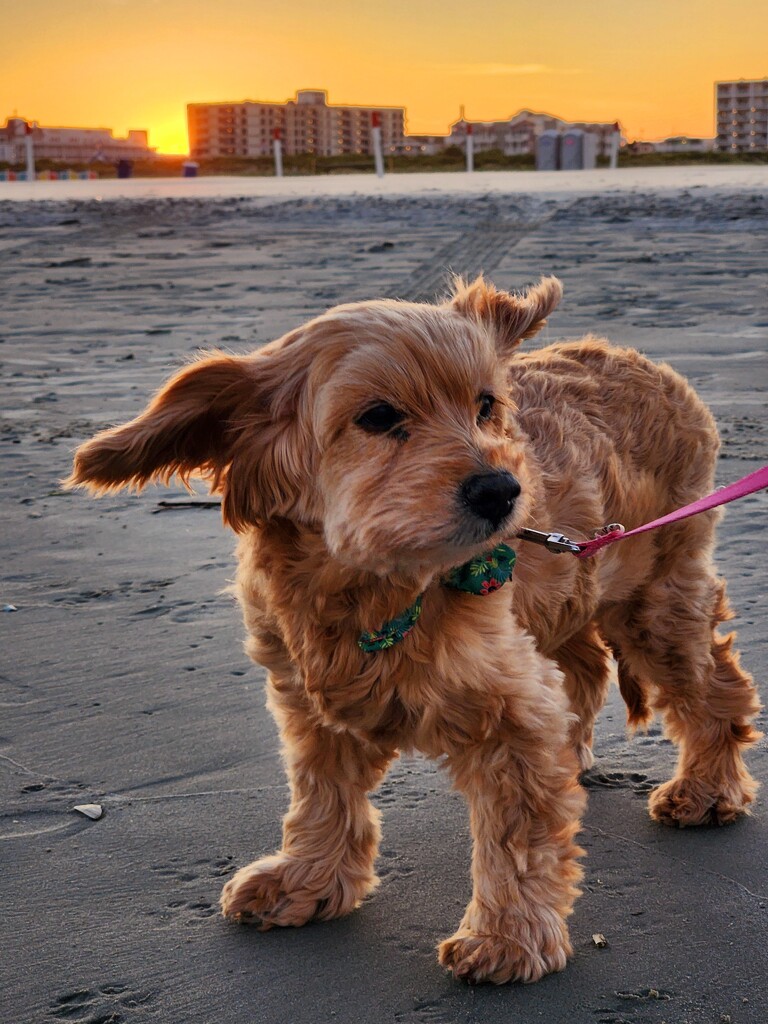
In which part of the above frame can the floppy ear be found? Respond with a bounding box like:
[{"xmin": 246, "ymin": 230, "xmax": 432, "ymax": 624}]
[
  {"xmin": 450, "ymin": 275, "xmax": 562, "ymax": 353},
  {"xmin": 65, "ymin": 353, "xmax": 254, "ymax": 496},
  {"xmin": 65, "ymin": 346, "xmax": 314, "ymax": 531}
]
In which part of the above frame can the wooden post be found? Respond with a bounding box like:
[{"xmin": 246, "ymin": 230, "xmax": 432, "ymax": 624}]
[
  {"xmin": 24, "ymin": 121, "xmax": 35, "ymax": 182},
  {"xmin": 272, "ymin": 127, "xmax": 283, "ymax": 177},
  {"xmin": 609, "ymin": 121, "xmax": 620, "ymax": 169},
  {"xmin": 371, "ymin": 111, "xmax": 384, "ymax": 178}
]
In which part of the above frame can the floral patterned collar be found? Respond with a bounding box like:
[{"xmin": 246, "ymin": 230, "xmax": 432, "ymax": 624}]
[{"xmin": 358, "ymin": 544, "xmax": 516, "ymax": 653}]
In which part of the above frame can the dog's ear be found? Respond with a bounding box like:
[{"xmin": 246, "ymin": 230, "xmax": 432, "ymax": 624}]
[
  {"xmin": 65, "ymin": 344, "xmax": 315, "ymax": 531},
  {"xmin": 65, "ymin": 352, "xmax": 254, "ymax": 497},
  {"xmin": 450, "ymin": 275, "xmax": 562, "ymax": 352}
]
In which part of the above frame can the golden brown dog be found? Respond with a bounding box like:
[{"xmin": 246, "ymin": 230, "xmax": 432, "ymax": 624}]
[{"xmin": 66, "ymin": 277, "xmax": 760, "ymax": 985}]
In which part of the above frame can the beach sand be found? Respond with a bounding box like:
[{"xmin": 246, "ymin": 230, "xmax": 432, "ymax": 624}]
[{"xmin": 1, "ymin": 173, "xmax": 767, "ymax": 1024}]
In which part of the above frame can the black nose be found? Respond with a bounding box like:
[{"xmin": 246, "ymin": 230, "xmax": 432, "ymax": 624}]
[{"xmin": 461, "ymin": 472, "xmax": 521, "ymax": 528}]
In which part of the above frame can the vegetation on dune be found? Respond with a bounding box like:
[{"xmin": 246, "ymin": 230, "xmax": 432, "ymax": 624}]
[{"xmin": 0, "ymin": 149, "xmax": 765, "ymax": 178}]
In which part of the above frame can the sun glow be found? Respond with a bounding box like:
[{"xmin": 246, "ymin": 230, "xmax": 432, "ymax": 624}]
[{"xmin": 2, "ymin": 0, "xmax": 768, "ymax": 154}]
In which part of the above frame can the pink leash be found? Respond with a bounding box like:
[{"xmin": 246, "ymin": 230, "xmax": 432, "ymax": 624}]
[{"xmin": 573, "ymin": 464, "xmax": 768, "ymax": 559}]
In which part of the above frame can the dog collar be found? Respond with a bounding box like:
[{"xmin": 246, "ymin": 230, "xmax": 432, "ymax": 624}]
[{"xmin": 358, "ymin": 544, "xmax": 516, "ymax": 653}]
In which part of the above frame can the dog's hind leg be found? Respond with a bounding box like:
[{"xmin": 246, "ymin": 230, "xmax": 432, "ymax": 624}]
[
  {"xmin": 221, "ymin": 677, "xmax": 395, "ymax": 927},
  {"xmin": 553, "ymin": 622, "xmax": 612, "ymax": 772},
  {"xmin": 599, "ymin": 516, "xmax": 761, "ymax": 827}
]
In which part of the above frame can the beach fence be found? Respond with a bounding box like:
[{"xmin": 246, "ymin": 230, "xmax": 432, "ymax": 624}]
[{"xmin": 271, "ymin": 114, "xmax": 386, "ymax": 178}]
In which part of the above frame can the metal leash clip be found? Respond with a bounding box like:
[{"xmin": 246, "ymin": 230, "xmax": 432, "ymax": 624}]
[
  {"xmin": 516, "ymin": 528, "xmax": 583, "ymax": 555},
  {"xmin": 592, "ymin": 522, "xmax": 625, "ymax": 539}
]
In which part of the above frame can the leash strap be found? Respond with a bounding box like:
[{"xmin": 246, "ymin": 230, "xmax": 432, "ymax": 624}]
[{"xmin": 575, "ymin": 464, "xmax": 768, "ymax": 559}]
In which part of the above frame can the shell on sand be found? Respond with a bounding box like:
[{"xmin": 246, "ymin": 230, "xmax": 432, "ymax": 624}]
[{"xmin": 73, "ymin": 803, "xmax": 103, "ymax": 820}]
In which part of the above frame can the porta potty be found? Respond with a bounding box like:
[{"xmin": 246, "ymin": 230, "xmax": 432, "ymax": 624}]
[
  {"xmin": 561, "ymin": 130, "xmax": 598, "ymax": 170},
  {"xmin": 535, "ymin": 130, "xmax": 560, "ymax": 171}
]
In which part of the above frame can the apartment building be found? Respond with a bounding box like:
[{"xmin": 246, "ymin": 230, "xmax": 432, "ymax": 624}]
[
  {"xmin": 446, "ymin": 109, "xmax": 619, "ymax": 157},
  {"xmin": 188, "ymin": 90, "xmax": 406, "ymax": 159},
  {"xmin": 0, "ymin": 118, "xmax": 154, "ymax": 162},
  {"xmin": 715, "ymin": 78, "xmax": 768, "ymax": 151}
]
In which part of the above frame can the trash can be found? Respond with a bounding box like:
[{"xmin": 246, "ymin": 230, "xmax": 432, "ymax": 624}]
[
  {"xmin": 182, "ymin": 160, "xmax": 199, "ymax": 178},
  {"xmin": 116, "ymin": 159, "xmax": 132, "ymax": 179}
]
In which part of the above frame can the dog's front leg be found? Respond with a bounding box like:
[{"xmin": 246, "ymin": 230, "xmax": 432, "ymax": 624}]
[
  {"xmin": 437, "ymin": 683, "xmax": 585, "ymax": 984},
  {"xmin": 221, "ymin": 678, "xmax": 395, "ymax": 928}
]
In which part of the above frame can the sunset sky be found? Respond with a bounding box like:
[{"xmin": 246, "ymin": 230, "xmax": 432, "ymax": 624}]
[{"xmin": 3, "ymin": 0, "xmax": 767, "ymax": 154}]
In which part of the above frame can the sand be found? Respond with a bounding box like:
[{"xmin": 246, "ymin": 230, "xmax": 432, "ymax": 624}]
[
  {"xmin": 1, "ymin": 173, "xmax": 767, "ymax": 1024},
  {"xmin": 1, "ymin": 164, "xmax": 767, "ymax": 206}
]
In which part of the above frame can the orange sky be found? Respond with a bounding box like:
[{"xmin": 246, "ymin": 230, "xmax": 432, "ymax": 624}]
[{"xmin": 2, "ymin": 0, "xmax": 767, "ymax": 154}]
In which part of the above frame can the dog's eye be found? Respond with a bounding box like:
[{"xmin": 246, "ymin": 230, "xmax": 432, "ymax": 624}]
[
  {"xmin": 355, "ymin": 403, "xmax": 406, "ymax": 434},
  {"xmin": 477, "ymin": 394, "xmax": 496, "ymax": 423}
]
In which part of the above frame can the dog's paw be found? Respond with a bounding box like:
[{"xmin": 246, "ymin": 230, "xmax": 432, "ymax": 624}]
[
  {"xmin": 220, "ymin": 853, "xmax": 373, "ymax": 928},
  {"xmin": 649, "ymin": 774, "xmax": 756, "ymax": 827},
  {"xmin": 438, "ymin": 926, "xmax": 569, "ymax": 985}
]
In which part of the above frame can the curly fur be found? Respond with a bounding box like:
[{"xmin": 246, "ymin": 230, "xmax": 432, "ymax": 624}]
[{"xmin": 66, "ymin": 276, "xmax": 760, "ymax": 984}]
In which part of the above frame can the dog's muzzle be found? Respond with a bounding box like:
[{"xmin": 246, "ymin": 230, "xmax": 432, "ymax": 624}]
[{"xmin": 461, "ymin": 472, "xmax": 521, "ymax": 529}]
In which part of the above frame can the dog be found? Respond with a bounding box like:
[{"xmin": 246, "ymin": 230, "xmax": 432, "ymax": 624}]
[{"xmin": 66, "ymin": 276, "xmax": 761, "ymax": 985}]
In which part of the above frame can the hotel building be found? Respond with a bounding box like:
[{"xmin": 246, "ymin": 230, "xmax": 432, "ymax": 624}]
[
  {"xmin": 716, "ymin": 78, "xmax": 768, "ymax": 151},
  {"xmin": 446, "ymin": 109, "xmax": 620, "ymax": 158},
  {"xmin": 188, "ymin": 90, "xmax": 406, "ymax": 159},
  {"xmin": 0, "ymin": 118, "xmax": 154, "ymax": 163}
]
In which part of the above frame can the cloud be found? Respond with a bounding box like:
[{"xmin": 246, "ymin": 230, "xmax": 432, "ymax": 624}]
[{"xmin": 439, "ymin": 63, "xmax": 584, "ymax": 76}]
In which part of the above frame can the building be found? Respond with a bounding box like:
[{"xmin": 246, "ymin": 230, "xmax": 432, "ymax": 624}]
[
  {"xmin": 715, "ymin": 78, "xmax": 768, "ymax": 151},
  {"xmin": 623, "ymin": 140, "xmax": 658, "ymax": 155},
  {"xmin": 0, "ymin": 118, "xmax": 155, "ymax": 163},
  {"xmin": 653, "ymin": 136, "xmax": 715, "ymax": 153},
  {"xmin": 447, "ymin": 110, "xmax": 561, "ymax": 154},
  {"xmin": 446, "ymin": 109, "xmax": 620, "ymax": 158},
  {"xmin": 188, "ymin": 89, "xmax": 406, "ymax": 159},
  {"xmin": 397, "ymin": 135, "xmax": 449, "ymax": 155},
  {"xmin": 188, "ymin": 100, "xmax": 284, "ymax": 159}
]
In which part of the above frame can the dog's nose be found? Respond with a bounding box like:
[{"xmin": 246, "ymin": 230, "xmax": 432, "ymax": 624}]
[{"xmin": 461, "ymin": 472, "xmax": 521, "ymax": 528}]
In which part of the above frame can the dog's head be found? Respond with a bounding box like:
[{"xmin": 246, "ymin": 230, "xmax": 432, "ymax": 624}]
[{"xmin": 66, "ymin": 276, "xmax": 561, "ymax": 574}]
